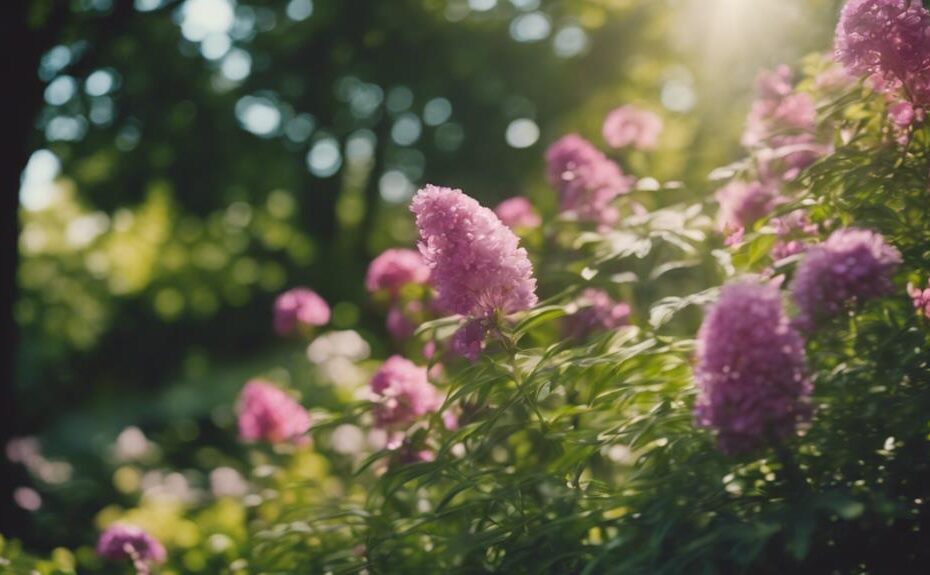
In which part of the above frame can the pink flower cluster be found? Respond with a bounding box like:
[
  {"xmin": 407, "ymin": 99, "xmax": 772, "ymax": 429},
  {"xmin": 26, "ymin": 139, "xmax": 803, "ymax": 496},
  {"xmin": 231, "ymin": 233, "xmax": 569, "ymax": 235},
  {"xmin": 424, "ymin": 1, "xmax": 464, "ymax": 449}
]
[
  {"xmin": 770, "ymin": 209, "xmax": 819, "ymax": 261},
  {"xmin": 365, "ymin": 248, "xmax": 430, "ymax": 297},
  {"xmin": 494, "ymin": 196, "xmax": 541, "ymax": 230},
  {"xmin": 450, "ymin": 319, "xmax": 489, "ymax": 361},
  {"xmin": 602, "ymin": 105, "xmax": 663, "ymax": 150},
  {"xmin": 790, "ymin": 228, "xmax": 901, "ymax": 329},
  {"xmin": 274, "ymin": 288, "xmax": 330, "ymax": 336},
  {"xmin": 370, "ymin": 355, "xmax": 442, "ymax": 428},
  {"xmin": 694, "ymin": 282, "xmax": 811, "ymax": 454},
  {"xmin": 743, "ymin": 66, "xmax": 825, "ymax": 181},
  {"xmin": 411, "ymin": 185, "xmax": 538, "ymax": 319},
  {"xmin": 545, "ymin": 134, "xmax": 632, "ymax": 225},
  {"xmin": 715, "ymin": 180, "xmax": 780, "ymax": 236},
  {"xmin": 564, "ymin": 288, "xmax": 631, "ymax": 340},
  {"xmin": 97, "ymin": 524, "xmax": 166, "ymax": 564},
  {"xmin": 907, "ymin": 280, "xmax": 930, "ymax": 319},
  {"xmin": 835, "ymin": 0, "xmax": 930, "ymax": 105},
  {"xmin": 236, "ymin": 380, "xmax": 311, "ymax": 444}
]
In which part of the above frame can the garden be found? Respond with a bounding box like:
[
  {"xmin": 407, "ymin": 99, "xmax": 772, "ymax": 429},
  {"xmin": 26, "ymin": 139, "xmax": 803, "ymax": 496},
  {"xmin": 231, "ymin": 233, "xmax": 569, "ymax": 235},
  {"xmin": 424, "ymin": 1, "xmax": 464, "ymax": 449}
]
[{"xmin": 4, "ymin": 0, "xmax": 930, "ymax": 573}]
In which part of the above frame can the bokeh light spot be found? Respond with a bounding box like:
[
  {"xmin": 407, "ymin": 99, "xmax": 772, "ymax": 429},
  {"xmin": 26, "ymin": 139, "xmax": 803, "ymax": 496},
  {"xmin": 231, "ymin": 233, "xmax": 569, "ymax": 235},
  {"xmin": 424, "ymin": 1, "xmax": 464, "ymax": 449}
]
[
  {"xmin": 505, "ymin": 118, "xmax": 539, "ymax": 148},
  {"xmin": 423, "ymin": 97, "xmax": 452, "ymax": 126},
  {"xmin": 286, "ymin": 0, "xmax": 313, "ymax": 21},
  {"xmin": 510, "ymin": 12, "xmax": 551, "ymax": 42},
  {"xmin": 307, "ymin": 138, "xmax": 342, "ymax": 177}
]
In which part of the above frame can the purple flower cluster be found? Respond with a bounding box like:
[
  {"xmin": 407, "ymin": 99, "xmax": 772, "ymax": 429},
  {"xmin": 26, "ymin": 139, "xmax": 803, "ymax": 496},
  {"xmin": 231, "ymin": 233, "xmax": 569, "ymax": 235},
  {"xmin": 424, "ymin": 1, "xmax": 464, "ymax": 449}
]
[
  {"xmin": 545, "ymin": 134, "xmax": 632, "ymax": 225},
  {"xmin": 715, "ymin": 180, "xmax": 780, "ymax": 235},
  {"xmin": 694, "ymin": 282, "xmax": 811, "ymax": 454},
  {"xmin": 237, "ymin": 380, "xmax": 311, "ymax": 444},
  {"xmin": 742, "ymin": 66, "xmax": 826, "ymax": 181},
  {"xmin": 97, "ymin": 524, "xmax": 166, "ymax": 564},
  {"xmin": 365, "ymin": 248, "xmax": 431, "ymax": 298},
  {"xmin": 370, "ymin": 355, "xmax": 441, "ymax": 428},
  {"xmin": 273, "ymin": 288, "xmax": 330, "ymax": 336},
  {"xmin": 564, "ymin": 288, "xmax": 631, "ymax": 340},
  {"xmin": 770, "ymin": 210, "xmax": 819, "ymax": 261},
  {"xmin": 450, "ymin": 319, "xmax": 489, "ymax": 361},
  {"xmin": 386, "ymin": 301, "xmax": 423, "ymax": 341},
  {"xmin": 790, "ymin": 228, "xmax": 901, "ymax": 329},
  {"xmin": 494, "ymin": 196, "xmax": 541, "ymax": 230},
  {"xmin": 835, "ymin": 0, "xmax": 930, "ymax": 105},
  {"xmin": 410, "ymin": 185, "xmax": 538, "ymax": 319},
  {"xmin": 907, "ymin": 280, "xmax": 930, "ymax": 319},
  {"xmin": 602, "ymin": 105, "xmax": 663, "ymax": 150}
]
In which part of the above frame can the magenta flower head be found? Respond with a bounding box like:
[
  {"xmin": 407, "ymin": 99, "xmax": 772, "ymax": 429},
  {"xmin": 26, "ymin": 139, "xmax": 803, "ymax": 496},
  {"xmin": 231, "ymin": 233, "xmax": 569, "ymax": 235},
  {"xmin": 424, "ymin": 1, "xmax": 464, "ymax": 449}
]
[
  {"xmin": 274, "ymin": 288, "xmax": 330, "ymax": 336},
  {"xmin": 907, "ymin": 280, "xmax": 930, "ymax": 319},
  {"xmin": 715, "ymin": 180, "xmax": 779, "ymax": 234},
  {"xmin": 564, "ymin": 288, "xmax": 631, "ymax": 340},
  {"xmin": 494, "ymin": 196, "xmax": 542, "ymax": 230},
  {"xmin": 370, "ymin": 355, "xmax": 441, "ymax": 428},
  {"xmin": 791, "ymin": 228, "xmax": 902, "ymax": 329},
  {"xmin": 237, "ymin": 380, "xmax": 311, "ymax": 444},
  {"xmin": 411, "ymin": 185, "xmax": 538, "ymax": 319},
  {"xmin": 545, "ymin": 134, "xmax": 632, "ymax": 225},
  {"xmin": 834, "ymin": 0, "xmax": 930, "ymax": 104},
  {"xmin": 97, "ymin": 524, "xmax": 166, "ymax": 564},
  {"xmin": 694, "ymin": 282, "xmax": 811, "ymax": 454},
  {"xmin": 602, "ymin": 105, "xmax": 663, "ymax": 150},
  {"xmin": 450, "ymin": 319, "xmax": 489, "ymax": 361},
  {"xmin": 365, "ymin": 248, "xmax": 431, "ymax": 298}
]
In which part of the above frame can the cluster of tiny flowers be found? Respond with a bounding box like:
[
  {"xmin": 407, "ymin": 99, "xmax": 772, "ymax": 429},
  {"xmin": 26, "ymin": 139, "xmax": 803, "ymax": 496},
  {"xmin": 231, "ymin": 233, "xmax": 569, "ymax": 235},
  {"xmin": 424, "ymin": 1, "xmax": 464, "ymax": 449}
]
[
  {"xmin": 790, "ymin": 228, "xmax": 902, "ymax": 329},
  {"xmin": 273, "ymin": 287, "xmax": 330, "ymax": 336},
  {"xmin": 715, "ymin": 180, "xmax": 780, "ymax": 237},
  {"xmin": 564, "ymin": 289, "xmax": 631, "ymax": 340},
  {"xmin": 410, "ymin": 185, "xmax": 538, "ymax": 319},
  {"xmin": 237, "ymin": 380, "xmax": 311, "ymax": 444},
  {"xmin": 386, "ymin": 301, "xmax": 423, "ymax": 341},
  {"xmin": 494, "ymin": 196, "xmax": 541, "ymax": 230},
  {"xmin": 835, "ymin": 0, "xmax": 930, "ymax": 106},
  {"xmin": 907, "ymin": 280, "xmax": 930, "ymax": 319},
  {"xmin": 694, "ymin": 282, "xmax": 811, "ymax": 454},
  {"xmin": 602, "ymin": 105, "xmax": 663, "ymax": 150},
  {"xmin": 545, "ymin": 134, "xmax": 632, "ymax": 225},
  {"xmin": 742, "ymin": 66, "xmax": 826, "ymax": 181},
  {"xmin": 770, "ymin": 210, "xmax": 819, "ymax": 260},
  {"xmin": 97, "ymin": 524, "xmax": 166, "ymax": 564},
  {"xmin": 365, "ymin": 248, "xmax": 431, "ymax": 297},
  {"xmin": 369, "ymin": 355, "xmax": 441, "ymax": 428},
  {"xmin": 450, "ymin": 319, "xmax": 489, "ymax": 361}
]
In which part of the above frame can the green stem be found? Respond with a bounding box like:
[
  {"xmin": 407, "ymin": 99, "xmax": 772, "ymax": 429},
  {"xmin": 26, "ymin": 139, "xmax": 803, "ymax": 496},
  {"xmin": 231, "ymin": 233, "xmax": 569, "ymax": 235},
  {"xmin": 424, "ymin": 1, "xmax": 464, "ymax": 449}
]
[
  {"xmin": 499, "ymin": 329, "xmax": 548, "ymax": 433},
  {"xmin": 772, "ymin": 439, "xmax": 809, "ymax": 498}
]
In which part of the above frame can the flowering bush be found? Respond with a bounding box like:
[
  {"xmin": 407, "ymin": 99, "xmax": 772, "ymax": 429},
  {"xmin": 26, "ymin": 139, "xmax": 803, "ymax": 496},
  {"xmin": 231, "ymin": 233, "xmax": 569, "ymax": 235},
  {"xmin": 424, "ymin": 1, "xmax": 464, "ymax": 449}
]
[{"xmin": 6, "ymin": 1, "xmax": 930, "ymax": 573}]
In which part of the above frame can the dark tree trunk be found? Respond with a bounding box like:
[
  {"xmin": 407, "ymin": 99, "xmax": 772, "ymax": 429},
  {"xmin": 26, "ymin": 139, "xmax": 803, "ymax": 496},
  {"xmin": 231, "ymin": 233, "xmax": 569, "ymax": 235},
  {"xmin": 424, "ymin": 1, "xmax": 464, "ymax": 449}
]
[{"xmin": 0, "ymin": 1, "xmax": 68, "ymax": 539}]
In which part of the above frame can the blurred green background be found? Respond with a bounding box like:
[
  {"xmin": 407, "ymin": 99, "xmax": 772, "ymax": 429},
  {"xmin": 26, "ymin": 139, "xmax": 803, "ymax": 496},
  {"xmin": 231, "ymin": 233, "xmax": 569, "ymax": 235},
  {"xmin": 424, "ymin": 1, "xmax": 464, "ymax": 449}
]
[{"xmin": 6, "ymin": 0, "xmax": 840, "ymax": 552}]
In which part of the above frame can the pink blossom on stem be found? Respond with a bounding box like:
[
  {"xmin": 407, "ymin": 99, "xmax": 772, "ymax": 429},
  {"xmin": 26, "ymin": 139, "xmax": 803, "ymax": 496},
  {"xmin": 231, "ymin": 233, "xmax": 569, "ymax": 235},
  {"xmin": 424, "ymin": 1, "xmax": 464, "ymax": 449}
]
[
  {"xmin": 715, "ymin": 180, "xmax": 780, "ymax": 235},
  {"xmin": 237, "ymin": 380, "xmax": 311, "ymax": 444},
  {"xmin": 370, "ymin": 356, "xmax": 442, "ymax": 428},
  {"xmin": 694, "ymin": 282, "xmax": 811, "ymax": 454},
  {"xmin": 790, "ymin": 228, "xmax": 901, "ymax": 330},
  {"xmin": 545, "ymin": 134, "xmax": 632, "ymax": 225},
  {"xmin": 494, "ymin": 196, "xmax": 542, "ymax": 229},
  {"xmin": 907, "ymin": 280, "xmax": 930, "ymax": 319},
  {"xmin": 834, "ymin": 0, "xmax": 930, "ymax": 105},
  {"xmin": 274, "ymin": 288, "xmax": 330, "ymax": 336},
  {"xmin": 365, "ymin": 248, "xmax": 431, "ymax": 298},
  {"xmin": 410, "ymin": 185, "xmax": 537, "ymax": 319},
  {"xmin": 97, "ymin": 524, "xmax": 166, "ymax": 565},
  {"xmin": 564, "ymin": 289, "xmax": 631, "ymax": 339},
  {"xmin": 602, "ymin": 105, "xmax": 663, "ymax": 150},
  {"xmin": 450, "ymin": 319, "xmax": 488, "ymax": 361}
]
